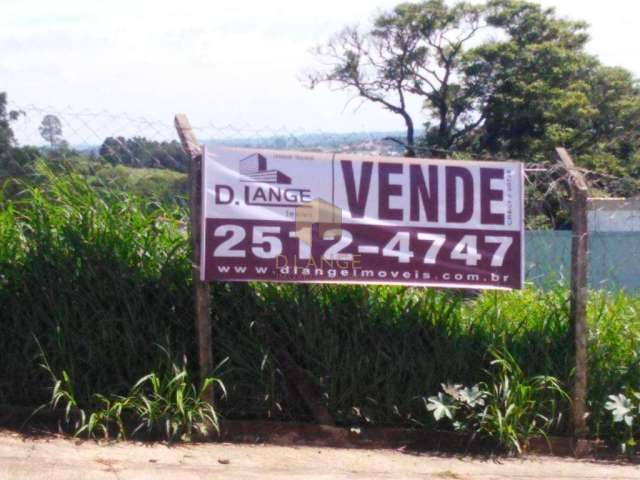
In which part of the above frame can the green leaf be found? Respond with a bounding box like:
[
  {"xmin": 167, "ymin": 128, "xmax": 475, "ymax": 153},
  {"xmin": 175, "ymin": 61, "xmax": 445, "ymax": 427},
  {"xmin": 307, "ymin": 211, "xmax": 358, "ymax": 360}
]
[
  {"xmin": 426, "ymin": 393, "xmax": 456, "ymax": 421},
  {"xmin": 605, "ymin": 394, "xmax": 634, "ymax": 426},
  {"xmin": 459, "ymin": 385, "xmax": 486, "ymax": 408}
]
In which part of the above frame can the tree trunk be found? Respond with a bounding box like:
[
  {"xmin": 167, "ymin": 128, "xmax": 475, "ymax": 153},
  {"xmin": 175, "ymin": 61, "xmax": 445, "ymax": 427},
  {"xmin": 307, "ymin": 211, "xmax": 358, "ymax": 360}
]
[
  {"xmin": 437, "ymin": 103, "xmax": 450, "ymax": 157},
  {"xmin": 402, "ymin": 113, "xmax": 415, "ymax": 157}
]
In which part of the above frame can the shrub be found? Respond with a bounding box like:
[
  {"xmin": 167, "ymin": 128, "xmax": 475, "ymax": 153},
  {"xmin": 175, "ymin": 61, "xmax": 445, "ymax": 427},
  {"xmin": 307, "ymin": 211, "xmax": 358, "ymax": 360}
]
[{"xmin": 426, "ymin": 349, "xmax": 568, "ymax": 454}]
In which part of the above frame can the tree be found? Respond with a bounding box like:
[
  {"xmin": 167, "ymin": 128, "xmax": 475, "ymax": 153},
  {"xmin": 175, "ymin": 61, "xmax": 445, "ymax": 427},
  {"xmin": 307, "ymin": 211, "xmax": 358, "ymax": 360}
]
[
  {"xmin": 309, "ymin": 0, "xmax": 640, "ymax": 174},
  {"xmin": 464, "ymin": 0, "xmax": 592, "ymax": 158},
  {"xmin": 0, "ymin": 92, "xmax": 16, "ymax": 156},
  {"xmin": 39, "ymin": 114, "xmax": 64, "ymax": 148},
  {"xmin": 0, "ymin": 92, "xmax": 33, "ymax": 175},
  {"xmin": 308, "ymin": 0, "xmax": 488, "ymax": 156},
  {"xmin": 99, "ymin": 136, "xmax": 189, "ymax": 172},
  {"xmin": 464, "ymin": 1, "xmax": 640, "ymax": 176},
  {"xmin": 577, "ymin": 66, "xmax": 640, "ymax": 180}
]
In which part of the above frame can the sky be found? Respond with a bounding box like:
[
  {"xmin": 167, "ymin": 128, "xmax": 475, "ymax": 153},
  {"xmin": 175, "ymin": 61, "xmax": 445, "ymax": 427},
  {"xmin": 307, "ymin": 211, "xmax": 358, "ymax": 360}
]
[{"xmin": 2, "ymin": 0, "xmax": 639, "ymax": 140}]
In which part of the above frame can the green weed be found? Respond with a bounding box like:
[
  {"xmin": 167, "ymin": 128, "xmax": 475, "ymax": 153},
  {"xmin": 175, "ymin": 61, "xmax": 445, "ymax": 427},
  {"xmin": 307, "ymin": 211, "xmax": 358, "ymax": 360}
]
[{"xmin": 41, "ymin": 345, "xmax": 225, "ymax": 441}]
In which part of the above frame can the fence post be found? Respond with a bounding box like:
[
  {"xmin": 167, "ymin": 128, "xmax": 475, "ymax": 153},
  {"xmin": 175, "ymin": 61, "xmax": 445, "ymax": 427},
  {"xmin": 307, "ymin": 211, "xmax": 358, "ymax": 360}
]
[
  {"xmin": 175, "ymin": 114, "xmax": 214, "ymax": 405},
  {"xmin": 556, "ymin": 147, "xmax": 589, "ymax": 445}
]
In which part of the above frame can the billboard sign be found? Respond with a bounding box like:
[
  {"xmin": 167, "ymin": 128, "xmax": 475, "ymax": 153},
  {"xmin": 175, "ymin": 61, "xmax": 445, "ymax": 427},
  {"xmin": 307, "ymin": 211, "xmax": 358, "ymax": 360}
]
[{"xmin": 201, "ymin": 147, "xmax": 524, "ymax": 290}]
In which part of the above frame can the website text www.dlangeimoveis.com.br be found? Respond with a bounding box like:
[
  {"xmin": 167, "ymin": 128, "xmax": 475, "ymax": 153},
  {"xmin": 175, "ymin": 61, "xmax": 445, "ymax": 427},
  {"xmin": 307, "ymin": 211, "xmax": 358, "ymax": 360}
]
[{"xmin": 214, "ymin": 262, "xmax": 512, "ymax": 285}]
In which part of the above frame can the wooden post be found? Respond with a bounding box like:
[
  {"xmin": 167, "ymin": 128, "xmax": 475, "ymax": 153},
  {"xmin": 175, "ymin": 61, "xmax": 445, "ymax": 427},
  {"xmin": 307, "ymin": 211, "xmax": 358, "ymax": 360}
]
[
  {"xmin": 556, "ymin": 147, "xmax": 589, "ymax": 443},
  {"xmin": 175, "ymin": 114, "xmax": 214, "ymax": 404}
]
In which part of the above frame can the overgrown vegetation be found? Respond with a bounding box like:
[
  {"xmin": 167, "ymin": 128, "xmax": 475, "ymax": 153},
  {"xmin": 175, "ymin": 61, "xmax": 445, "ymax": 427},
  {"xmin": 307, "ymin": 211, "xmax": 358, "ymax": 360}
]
[
  {"xmin": 41, "ymin": 345, "xmax": 225, "ymax": 441},
  {"xmin": 1, "ymin": 149, "xmax": 188, "ymax": 206},
  {"xmin": 0, "ymin": 171, "xmax": 639, "ymax": 450},
  {"xmin": 426, "ymin": 349, "xmax": 568, "ymax": 454},
  {"xmin": 0, "ymin": 165, "xmax": 193, "ymax": 407},
  {"xmin": 99, "ymin": 136, "xmax": 188, "ymax": 172}
]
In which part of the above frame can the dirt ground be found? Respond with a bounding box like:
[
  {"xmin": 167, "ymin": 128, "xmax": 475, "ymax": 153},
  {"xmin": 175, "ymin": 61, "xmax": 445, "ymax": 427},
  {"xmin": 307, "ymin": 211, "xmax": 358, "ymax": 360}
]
[{"xmin": 1, "ymin": 430, "xmax": 639, "ymax": 480}]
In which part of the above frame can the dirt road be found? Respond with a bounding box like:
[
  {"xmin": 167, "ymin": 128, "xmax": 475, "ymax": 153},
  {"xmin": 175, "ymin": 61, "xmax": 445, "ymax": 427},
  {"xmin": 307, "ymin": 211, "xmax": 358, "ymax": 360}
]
[{"xmin": 0, "ymin": 430, "xmax": 638, "ymax": 480}]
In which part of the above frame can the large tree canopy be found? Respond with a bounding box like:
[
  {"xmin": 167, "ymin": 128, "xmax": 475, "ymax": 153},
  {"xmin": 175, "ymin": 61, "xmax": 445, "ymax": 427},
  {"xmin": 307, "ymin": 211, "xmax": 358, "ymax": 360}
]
[
  {"xmin": 308, "ymin": 0, "xmax": 488, "ymax": 156},
  {"xmin": 466, "ymin": 1, "xmax": 640, "ymax": 163},
  {"xmin": 309, "ymin": 0, "xmax": 640, "ymax": 180}
]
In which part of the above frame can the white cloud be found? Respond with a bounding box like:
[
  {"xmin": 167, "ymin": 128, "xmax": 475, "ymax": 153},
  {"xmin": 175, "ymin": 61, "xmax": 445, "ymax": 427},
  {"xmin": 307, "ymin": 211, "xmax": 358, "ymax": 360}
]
[{"xmin": 2, "ymin": 0, "xmax": 638, "ymax": 143}]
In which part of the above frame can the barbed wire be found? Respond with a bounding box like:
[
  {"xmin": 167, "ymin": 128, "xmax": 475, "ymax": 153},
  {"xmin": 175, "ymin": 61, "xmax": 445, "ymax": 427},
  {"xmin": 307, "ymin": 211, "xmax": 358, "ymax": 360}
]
[
  {"xmin": 7, "ymin": 102, "xmax": 640, "ymax": 190},
  {"xmin": 6, "ymin": 102, "xmax": 639, "ymax": 211}
]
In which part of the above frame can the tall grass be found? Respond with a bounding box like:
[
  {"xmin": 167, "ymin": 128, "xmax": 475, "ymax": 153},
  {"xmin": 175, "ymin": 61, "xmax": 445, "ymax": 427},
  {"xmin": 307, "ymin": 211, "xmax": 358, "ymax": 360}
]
[
  {"xmin": 0, "ymin": 166, "xmax": 194, "ymax": 406},
  {"xmin": 211, "ymin": 284, "xmax": 575, "ymax": 428},
  {"xmin": 0, "ymin": 166, "xmax": 639, "ymax": 442},
  {"xmin": 40, "ymin": 344, "xmax": 225, "ymax": 441}
]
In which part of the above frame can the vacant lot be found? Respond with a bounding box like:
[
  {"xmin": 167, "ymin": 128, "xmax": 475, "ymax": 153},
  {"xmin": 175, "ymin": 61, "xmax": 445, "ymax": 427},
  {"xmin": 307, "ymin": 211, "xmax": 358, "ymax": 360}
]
[{"xmin": 0, "ymin": 430, "xmax": 638, "ymax": 480}]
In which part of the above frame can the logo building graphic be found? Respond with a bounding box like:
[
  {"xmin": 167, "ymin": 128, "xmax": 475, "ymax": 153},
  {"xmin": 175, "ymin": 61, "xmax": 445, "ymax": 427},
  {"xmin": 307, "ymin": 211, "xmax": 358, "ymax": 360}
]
[{"xmin": 239, "ymin": 153, "xmax": 292, "ymax": 184}]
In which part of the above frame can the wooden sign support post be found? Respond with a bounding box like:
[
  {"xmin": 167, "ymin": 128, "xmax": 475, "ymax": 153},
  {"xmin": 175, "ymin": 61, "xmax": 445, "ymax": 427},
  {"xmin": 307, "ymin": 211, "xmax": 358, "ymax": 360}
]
[
  {"xmin": 175, "ymin": 114, "xmax": 214, "ymax": 405},
  {"xmin": 556, "ymin": 147, "xmax": 589, "ymax": 446}
]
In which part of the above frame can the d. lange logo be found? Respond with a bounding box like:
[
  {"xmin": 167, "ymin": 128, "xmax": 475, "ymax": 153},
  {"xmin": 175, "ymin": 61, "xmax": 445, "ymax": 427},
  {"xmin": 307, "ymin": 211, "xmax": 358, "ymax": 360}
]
[
  {"xmin": 213, "ymin": 152, "xmax": 313, "ymax": 208},
  {"xmin": 239, "ymin": 153, "xmax": 344, "ymax": 249},
  {"xmin": 217, "ymin": 152, "xmax": 344, "ymax": 249}
]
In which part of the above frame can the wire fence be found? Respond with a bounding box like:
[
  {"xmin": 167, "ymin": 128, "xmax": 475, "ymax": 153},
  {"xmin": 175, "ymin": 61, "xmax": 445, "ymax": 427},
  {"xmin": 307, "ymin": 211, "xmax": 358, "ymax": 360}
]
[
  {"xmin": 7, "ymin": 102, "xmax": 406, "ymax": 158},
  {"xmin": 4, "ymin": 102, "xmax": 640, "ymax": 291}
]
